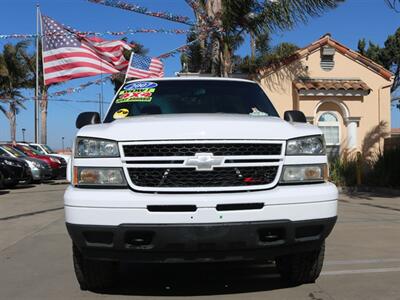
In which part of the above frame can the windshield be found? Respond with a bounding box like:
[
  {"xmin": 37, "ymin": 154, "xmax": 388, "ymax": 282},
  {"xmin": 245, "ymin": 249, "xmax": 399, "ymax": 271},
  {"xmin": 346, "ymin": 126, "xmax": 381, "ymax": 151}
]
[
  {"xmin": 0, "ymin": 147, "xmax": 11, "ymax": 157},
  {"xmin": 104, "ymin": 80, "xmax": 279, "ymax": 123},
  {"xmin": 30, "ymin": 145, "xmax": 46, "ymax": 154},
  {"xmin": 43, "ymin": 145, "xmax": 55, "ymax": 154},
  {"xmin": 0, "ymin": 145, "xmax": 27, "ymax": 158},
  {"xmin": 18, "ymin": 145, "xmax": 42, "ymax": 155}
]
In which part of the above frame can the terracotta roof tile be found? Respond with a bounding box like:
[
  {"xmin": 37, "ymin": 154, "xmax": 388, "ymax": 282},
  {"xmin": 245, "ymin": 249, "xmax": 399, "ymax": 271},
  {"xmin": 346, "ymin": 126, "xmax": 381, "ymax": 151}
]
[
  {"xmin": 294, "ymin": 78, "xmax": 371, "ymax": 93},
  {"xmin": 259, "ymin": 34, "xmax": 394, "ymax": 81}
]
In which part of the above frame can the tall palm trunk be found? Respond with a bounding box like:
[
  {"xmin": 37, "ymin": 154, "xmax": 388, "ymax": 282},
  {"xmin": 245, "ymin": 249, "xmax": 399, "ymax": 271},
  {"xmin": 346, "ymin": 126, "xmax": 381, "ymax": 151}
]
[
  {"xmin": 40, "ymin": 87, "xmax": 48, "ymax": 144},
  {"xmin": 221, "ymin": 41, "xmax": 233, "ymax": 77},
  {"xmin": 206, "ymin": 0, "xmax": 223, "ymax": 76},
  {"xmin": 8, "ymin": 102, "xmax": 17, "ymax": 143}
]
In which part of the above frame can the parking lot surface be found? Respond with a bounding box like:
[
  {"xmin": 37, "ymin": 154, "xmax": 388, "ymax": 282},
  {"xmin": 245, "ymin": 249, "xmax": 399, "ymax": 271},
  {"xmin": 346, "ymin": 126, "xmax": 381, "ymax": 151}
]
[{"xmin": 1, "ymin": 183, "xmax": 400, "ymax": 300}]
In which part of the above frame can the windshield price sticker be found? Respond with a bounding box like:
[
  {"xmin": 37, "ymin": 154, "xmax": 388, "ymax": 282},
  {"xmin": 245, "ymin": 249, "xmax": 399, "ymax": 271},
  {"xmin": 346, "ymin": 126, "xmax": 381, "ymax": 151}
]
[
  {"xmin": 123, "ymin": 81, "xmax": 158, "ymax": 90},
  {"xmin": 116, "ymin": 88, "xmax": 156, "ymax": 103}
]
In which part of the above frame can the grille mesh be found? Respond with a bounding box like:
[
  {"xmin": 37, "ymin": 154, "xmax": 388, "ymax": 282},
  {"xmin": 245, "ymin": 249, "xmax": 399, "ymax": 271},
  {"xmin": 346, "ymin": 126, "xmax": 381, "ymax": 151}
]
[
  {"xmin": 123, "ymin": 143, "xmax": 281, "ymax": 157},
  {"xmin": 128, "ymin": 166, "xmax": 278, "ymax": 188}
]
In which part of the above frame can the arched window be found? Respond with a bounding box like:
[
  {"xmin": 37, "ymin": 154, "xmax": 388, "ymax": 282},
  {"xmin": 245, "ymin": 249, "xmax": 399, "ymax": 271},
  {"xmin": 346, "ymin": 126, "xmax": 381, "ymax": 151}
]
[{"xmin": 318, "ymin": 112, "xmax": 340, "ymax": 146}]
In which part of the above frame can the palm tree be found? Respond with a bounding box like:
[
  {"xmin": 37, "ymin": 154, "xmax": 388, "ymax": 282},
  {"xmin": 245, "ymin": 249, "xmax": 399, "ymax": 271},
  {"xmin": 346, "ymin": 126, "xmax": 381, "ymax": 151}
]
[
  {"xmin": 0, "ymin": 42, "xmax": 32, "ymax": 142},
  {"xmin": 188, "ymin": 0, "xmax": 343, "ymax": 76}
]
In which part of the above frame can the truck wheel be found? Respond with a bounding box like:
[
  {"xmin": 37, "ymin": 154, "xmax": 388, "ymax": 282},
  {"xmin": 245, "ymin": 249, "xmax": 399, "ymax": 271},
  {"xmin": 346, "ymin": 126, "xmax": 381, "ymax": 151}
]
[
  {"xmin": 72, "ymin": 245, "xmax": 118, "ymax": 291},
  {"xmin": 276, "ymin": 241, "xmax": 325, "ymax": 285}
]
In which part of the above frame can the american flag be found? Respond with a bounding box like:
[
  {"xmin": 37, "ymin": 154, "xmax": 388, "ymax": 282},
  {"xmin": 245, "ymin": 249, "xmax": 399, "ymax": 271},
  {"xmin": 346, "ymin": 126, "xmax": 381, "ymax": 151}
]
[
  {"xmin": 125, "ymin": 53, "xmax": 164, "ymax": 80},
  {"xmin": 42, "ymin": 15, "xmax": 131, "ymax": 85}
]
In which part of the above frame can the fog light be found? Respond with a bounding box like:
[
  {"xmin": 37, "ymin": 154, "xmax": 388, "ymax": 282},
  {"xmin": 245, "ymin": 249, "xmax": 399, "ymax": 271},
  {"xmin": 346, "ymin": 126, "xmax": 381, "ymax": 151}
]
[
  {"xmin": 280, "ymin": 164, "xmax": 327, "ymax": 183},
  {"xmin": 75, "ymin": 167, "xmax": 127, "ymax": 187}
]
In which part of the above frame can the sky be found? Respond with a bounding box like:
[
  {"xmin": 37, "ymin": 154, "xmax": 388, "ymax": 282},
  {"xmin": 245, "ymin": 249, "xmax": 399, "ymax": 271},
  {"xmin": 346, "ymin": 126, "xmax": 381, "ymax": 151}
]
[{"xmin": 0, "ymin": 0, "xmax": 399, "ymax": 149}]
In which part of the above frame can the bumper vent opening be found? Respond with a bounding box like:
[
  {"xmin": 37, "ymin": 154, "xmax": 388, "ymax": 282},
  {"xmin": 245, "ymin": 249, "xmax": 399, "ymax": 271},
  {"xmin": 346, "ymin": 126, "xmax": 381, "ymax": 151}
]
[
  {"xmin": 83, "ymin": 231, "xmax": 114, "ymax": 246},
  {"xmin": 147, "ymin": 205, "xmax": 197, "ymax": 212},
  {"xmin": 125, "ymin": 231, "xmax": 154, "ymax": 248},
  {"xmin": 258, "ymin": 228, "xmax": 285, "ymax": 244},
  {"xmin": 216, "ymin": 203, "xmax": 264, "ymax": 211},
  {"xmin": 295, "ymin": 225, "xmax": 323, "ymax": 241}
]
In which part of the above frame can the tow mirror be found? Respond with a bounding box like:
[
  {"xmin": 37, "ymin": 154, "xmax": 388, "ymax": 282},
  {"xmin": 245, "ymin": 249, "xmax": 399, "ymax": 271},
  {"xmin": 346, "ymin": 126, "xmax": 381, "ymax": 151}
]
[
  {"xmin": 76, "ymin": 112, "xmax": 100, "ymax": 129},
  {"xmin": 284, "ymin": 110, "xmax": 307, "ymax": 123}
]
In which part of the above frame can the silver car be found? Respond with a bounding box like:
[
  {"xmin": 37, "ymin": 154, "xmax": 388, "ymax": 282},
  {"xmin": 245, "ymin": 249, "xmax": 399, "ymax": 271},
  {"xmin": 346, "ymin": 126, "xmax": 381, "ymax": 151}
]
[{"xmin": 0, "ymin": 145, "xmax": 52, "ymax": 182}]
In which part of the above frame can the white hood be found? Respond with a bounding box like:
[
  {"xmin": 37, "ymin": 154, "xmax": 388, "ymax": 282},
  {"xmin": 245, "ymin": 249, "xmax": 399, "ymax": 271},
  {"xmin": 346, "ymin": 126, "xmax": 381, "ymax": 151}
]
[{"xmin": 77, "ymin": 114, "xmax": 321, "ymax": 141}]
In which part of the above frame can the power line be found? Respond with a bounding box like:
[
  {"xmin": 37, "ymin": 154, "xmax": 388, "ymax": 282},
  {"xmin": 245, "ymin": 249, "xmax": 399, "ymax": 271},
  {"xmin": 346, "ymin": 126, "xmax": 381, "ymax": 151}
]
[{"xmin": 0, "ymin": 97, "xmax": 111, "ymax": 104}]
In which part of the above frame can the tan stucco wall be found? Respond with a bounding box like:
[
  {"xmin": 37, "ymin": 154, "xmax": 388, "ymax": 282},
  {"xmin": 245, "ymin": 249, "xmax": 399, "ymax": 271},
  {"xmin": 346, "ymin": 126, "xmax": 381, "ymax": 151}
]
[{"xmin": 259, "ymin": 48, "xmax": 393, "ymax": 154}]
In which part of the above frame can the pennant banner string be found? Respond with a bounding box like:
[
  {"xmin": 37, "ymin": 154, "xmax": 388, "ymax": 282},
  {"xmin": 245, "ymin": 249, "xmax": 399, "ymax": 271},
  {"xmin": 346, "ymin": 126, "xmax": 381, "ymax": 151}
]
[
  {"xmin": 87, "ymin": 0, "xmax": 195, "ymax": 26},
  {"xmin": 0, "ymin": 28, "xmax": 193, "ymax": 40}
]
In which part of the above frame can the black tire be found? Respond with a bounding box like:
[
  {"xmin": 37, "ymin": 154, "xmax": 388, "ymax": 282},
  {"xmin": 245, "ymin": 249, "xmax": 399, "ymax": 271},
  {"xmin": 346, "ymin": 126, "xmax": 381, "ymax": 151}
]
[
  {"xmin": 0, "ymin": 172, "xmax": 4, "ymax": 189},
  {"xmin": 4, "ymin": 179, "xmax": 18, "ymax": 188},
  {"xmin": 276, "ymin": 242, "xmax": 325, "ymax": 285},
  {"xmin": 72, "ymin": 244, "xmax": 118, "ymax": 291}
]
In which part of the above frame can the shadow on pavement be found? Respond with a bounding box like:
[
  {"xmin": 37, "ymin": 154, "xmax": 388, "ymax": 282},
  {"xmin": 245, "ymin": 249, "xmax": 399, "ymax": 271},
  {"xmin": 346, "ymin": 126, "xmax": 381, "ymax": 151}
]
[
  {"xmin": 0, "ymin": 190, "xmax": 10, "ymax": 195},
  {"xmin": 343, "ymin": 190, "xmax": 400, "ymax": 200},
  {"xmin": 7, "ymin": 184, "xmax": 36, "ymax": 190},
  {"xmin": 100, "ymin": 262, "xmax": 293, "ymax": 296}
]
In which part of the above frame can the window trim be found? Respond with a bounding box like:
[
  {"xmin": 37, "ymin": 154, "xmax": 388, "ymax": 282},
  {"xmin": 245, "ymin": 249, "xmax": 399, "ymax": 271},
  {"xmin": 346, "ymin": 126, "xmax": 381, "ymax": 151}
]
[{"xmin": 317, "ymin": 111, "xmax": 340, "ymax": 146}]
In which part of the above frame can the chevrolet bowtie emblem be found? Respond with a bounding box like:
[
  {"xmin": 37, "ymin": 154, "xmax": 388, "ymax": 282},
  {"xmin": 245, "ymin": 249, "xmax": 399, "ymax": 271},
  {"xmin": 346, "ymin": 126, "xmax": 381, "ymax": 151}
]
[{"xmin": 184, "ymin": 153, "xmax": 224, "ymax": 171}]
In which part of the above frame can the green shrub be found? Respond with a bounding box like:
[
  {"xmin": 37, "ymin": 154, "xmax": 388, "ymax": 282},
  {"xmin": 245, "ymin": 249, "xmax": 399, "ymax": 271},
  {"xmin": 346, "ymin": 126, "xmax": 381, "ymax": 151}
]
[
  {"xmin": 329, "ymin": 157, "xmax": 358, "ymax": 187},
  {"xmin": 366, "ymin": 148, "xmax": 400, "ymax": 187},
  {"xmin": 329, "ymin": 148, "xmax": 400, "ymax": 188}
]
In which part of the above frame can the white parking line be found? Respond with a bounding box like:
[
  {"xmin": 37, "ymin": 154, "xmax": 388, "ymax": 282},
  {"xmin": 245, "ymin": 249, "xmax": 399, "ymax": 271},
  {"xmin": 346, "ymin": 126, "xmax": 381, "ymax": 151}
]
[{"xmin": 322, "ymin": 267, "xmax": 400, "ymax": 276}]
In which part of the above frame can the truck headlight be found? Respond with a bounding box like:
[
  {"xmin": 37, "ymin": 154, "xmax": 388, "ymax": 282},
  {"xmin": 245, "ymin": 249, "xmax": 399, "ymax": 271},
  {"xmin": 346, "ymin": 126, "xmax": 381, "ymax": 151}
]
[
  {"xmin": 280, "ymin": 164, "xmax": 328, "ymax": 183},
  {"xmin": 286, "ymin": 136, "xmax": 325, "ymax": 155},
  {"xmin": 75, "ymin": 137, "xmax": 119, "ymax": 158},
  {"xmin": 74, "ymin": 167, "xmax": 127, "ymax": 187}
]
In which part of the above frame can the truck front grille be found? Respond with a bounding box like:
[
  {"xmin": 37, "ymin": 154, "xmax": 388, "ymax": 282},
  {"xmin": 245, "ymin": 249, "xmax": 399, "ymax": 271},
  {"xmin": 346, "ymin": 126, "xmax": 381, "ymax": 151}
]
[
  {"xmin": 128, "ymin": 166, "xmax": 279, "ymax": 188},
  {"xmin": 123, "ymin": 143, "xmax": 282, "ymax": 157},
  {"xmin": 121, "ymin": 140, "xmax": 284, "ymax": 192}
]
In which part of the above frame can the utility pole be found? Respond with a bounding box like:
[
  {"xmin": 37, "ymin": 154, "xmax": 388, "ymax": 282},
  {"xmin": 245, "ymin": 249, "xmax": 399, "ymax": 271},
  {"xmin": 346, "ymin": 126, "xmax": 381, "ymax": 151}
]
[
  {"xmin": 34, "ymin": 4, "xmax": 40, "ymax": 143},
  {"xmin": 98, "ymin": 93, "xmax": 102, "ymax": 119},
  {"xmin": 22, "ymin": 128, "xmax": 26, "ymax": 142},
  {"xmin": 62, "ymin": 137, "xmax": 65, "ymax": 152}
]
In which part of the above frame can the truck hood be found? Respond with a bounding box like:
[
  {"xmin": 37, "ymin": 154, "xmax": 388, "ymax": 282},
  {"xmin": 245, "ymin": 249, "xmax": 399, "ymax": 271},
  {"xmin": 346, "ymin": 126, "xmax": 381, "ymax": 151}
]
[{"xmin": 77, "ymin": 114, "xmax": 322, "ymax": 141}]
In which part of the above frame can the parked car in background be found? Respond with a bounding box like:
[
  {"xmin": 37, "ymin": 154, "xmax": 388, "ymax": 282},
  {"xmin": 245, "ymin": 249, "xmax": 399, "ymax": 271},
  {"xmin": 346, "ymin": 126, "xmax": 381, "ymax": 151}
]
[
  {"xmin": 0, "ymin": 156, "xmax": 31, "ymax": 188},
  {"xmin": 8, "ymin": 144, "xmax": 67, "ymax": 179},
  {"xmin": 0, "ymin": 145, "xmax": 52, "ymax": 182},
  {"xmin": 29, "ymin": 143, "xmax": 71, "ymax": 163}
]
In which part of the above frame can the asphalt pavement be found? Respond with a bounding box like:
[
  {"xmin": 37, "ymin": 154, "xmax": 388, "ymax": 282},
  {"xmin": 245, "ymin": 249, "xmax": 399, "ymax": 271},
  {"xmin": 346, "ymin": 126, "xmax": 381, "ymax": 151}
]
[{"xmin": 1, "ymin": 183, "xmax": 400, "ymax": 300}]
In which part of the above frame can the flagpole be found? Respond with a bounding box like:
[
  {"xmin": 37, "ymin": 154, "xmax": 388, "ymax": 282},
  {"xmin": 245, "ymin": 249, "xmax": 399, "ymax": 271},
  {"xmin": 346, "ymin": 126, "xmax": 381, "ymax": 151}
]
[
  {"xmin": 35, "ymin": 3, "xmax": 40, "ymax": 143},
  {"xmin": 123, "ymin": 52, "xmax": 134, "ymax": 84}
]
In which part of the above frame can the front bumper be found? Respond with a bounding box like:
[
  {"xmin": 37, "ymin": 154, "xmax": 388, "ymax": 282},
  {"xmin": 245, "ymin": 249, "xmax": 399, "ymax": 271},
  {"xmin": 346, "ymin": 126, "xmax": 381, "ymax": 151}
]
[
  {"xmin": 67, "ymin": 217, "xmax": 336, "ymax": 263},
  {"xmin": 64, "ymin": 182, "xmax": 338, "ymax": 225},
  {"xmin": 31, "ymin": 167, "xmax": 52, "ymax": 181}
]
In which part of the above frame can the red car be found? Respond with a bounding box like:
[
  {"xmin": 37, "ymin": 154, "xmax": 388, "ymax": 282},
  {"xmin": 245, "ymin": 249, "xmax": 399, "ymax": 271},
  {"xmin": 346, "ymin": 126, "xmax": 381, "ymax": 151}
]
[{"xmin": 8, "ymin": 144, "xmax": 66, "ymax": 178}]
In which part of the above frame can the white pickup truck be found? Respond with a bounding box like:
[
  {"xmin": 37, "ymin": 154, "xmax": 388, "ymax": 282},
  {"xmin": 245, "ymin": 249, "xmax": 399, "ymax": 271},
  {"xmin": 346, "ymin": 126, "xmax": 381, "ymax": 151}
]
[{"xmin": 65, "ymin": 78, "xmax": 337, "ymax": 291}]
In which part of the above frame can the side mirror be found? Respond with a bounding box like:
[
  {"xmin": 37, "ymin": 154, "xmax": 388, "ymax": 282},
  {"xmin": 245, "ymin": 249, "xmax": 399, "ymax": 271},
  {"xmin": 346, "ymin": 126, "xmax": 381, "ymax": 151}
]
[
  {"xmin": 284, "ymin": 110, "xmax": 307, "ymax": 123},
  {"xmin": 76, "ymin": 112, "xmax": 100, "ymax": 129}
]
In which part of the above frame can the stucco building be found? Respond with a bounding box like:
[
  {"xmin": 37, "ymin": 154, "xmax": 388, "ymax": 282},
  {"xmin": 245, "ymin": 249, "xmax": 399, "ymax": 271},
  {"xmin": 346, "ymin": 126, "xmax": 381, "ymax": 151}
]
[{"xmin": 258, "ymin": 34, "xmax": 394, "ymax": 157}]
